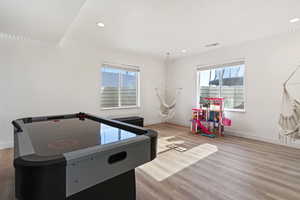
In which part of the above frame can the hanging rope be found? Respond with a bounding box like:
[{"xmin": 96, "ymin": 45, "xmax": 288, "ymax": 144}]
[
  {"xmin": 278, "ymin": 65, "xmax": 300, "ymax": 143},
  {"xmin": 155, "ymin": 88, "xmax": 182, "ymax": 121}
]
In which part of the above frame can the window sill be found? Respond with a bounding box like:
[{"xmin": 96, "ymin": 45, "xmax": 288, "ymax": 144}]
[
  {"xmin": 224, "ymin": 108, "xmax": 246, "ymax": 113},
  {"xmin": 101, "ymin": 106, "xmax": 141, "ymax": 111}
]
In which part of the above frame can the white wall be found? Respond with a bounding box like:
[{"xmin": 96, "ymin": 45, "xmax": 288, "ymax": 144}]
[
  {"xmin": 166, "ymin": 30, "xmax": 300, "ymax": 148},
  {"xmin": 0, "ymin": 37, "xmax": 166, "ymax": 149},
  {"xmin": 1, "ymin": 30, "xmax": 300, "ymax": 150}
]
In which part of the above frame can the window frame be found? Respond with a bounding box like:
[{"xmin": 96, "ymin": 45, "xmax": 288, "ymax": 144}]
[
  {"xmin": 100, "ymin": 64, "xmax": 141, "ymax": 110},
  {"xmin": 196, "ymin": 61, "xmax": 246, "ymax": 112}
]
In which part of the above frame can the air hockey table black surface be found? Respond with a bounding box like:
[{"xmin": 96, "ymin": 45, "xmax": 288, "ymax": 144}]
[{"xmin": 12, "ymin": 112, "xmax": 157, "ymax": 200}]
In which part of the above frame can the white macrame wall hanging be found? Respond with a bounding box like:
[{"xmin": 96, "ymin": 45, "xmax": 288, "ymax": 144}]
[
  {"xmin": 278, "ymin": 65, "xmax": 300, "ymax": 143},
  {"xmin": 155, "ymin": 88, "xmax": 182, "ymax": 121}
]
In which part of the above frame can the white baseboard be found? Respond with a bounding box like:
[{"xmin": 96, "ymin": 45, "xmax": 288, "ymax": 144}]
[
  {"xmin": 145, "ymin": 119, "xmax": 164, "ymax": 126},
  {"xmin": 4, "ymin": 124, "xmax": 298, "ymax": 150},
  {"xmin": 165, "ymin": 121, "xmax": 300, "ymax": 149},
  {"xmin": 0, "ymin": 141, "xmax": 13, "ymax": 150},
  {"xmin": 226, "ymin": 130, "xmax": 300, "ymax": 149}
]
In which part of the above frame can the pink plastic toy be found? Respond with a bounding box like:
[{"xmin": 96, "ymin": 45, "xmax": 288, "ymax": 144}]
[{"xmin": 191, "ymin": 97, "xmax": 231, "ymax": 137}]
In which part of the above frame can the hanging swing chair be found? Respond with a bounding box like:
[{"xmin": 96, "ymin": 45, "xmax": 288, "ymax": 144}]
[
  {"xmin": 278, "ymin": 65, "xmax": 300, "ymax": 143},
  {"xmin": 155, "ymin": 88, "xmax": 182, "ymax": 121}
]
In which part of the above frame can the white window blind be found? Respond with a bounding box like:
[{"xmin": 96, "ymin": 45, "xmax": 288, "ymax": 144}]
[
  {"xmin": 101, "ymin": 64, "xmax": 139, "ymax": 109},
  {"xmin": 197, "ymin": 61, "xmax": 245, "ymax": 111}
]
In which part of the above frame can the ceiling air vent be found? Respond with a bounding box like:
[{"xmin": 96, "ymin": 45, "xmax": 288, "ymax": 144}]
[
  {"xmin": 0, "ymin": 32, "xmax": 34, "ymax": 41},
  {"xmin": 205, "ymin": 43, "xmax": 220, "ymax": 47}
]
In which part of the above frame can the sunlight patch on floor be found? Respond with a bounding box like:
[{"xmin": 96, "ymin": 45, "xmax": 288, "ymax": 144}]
[
  {"xmin": 157, "ymin": 136, "xmax": 185, "ymax": 153},
  {"xmin": 139, "ymin": 142, "xmax": 218, "ymax": 182}
]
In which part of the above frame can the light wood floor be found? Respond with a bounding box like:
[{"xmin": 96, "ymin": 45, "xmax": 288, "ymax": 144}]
[
  {"xmin": 1, "ymin": 123, "xmax": 300, "ymax": 200},
  {"xmin": 136, "ymin": 123, "xmax": 300, "ymax": 200}
]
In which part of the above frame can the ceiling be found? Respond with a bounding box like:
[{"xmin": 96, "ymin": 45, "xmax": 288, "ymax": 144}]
[
  {"xmin": 0, "ymin": 0, "xmax": 86, "ymax": 42},
  {"xmin": 1, "ymin": 0, "xmax": 300, "ymax": 59}
]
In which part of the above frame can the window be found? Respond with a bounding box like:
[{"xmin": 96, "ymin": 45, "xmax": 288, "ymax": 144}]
[
  {"xmin": 101, "ymin": 65, "xmax": 140, "ymax": 109},
  {"xmin": 197, "ymin": 61, "xmax": 245, "ymax": 111}
]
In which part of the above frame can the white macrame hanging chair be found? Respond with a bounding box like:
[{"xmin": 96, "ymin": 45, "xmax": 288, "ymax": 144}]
[
  {"xmin": 155, "ymin": 88, "xmax": 182, "ymax": 121},
  {"xmin": 278, "ymin": 66, "xmax": 300, "ymax": 143}
]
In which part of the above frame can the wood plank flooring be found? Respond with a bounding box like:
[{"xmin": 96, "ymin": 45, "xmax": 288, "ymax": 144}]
[
  {"xmin": 0, "ymin": 147, "xmax": 14, "ymax": 200},
  {"xmin": 136, "ymin": 123, "xmax": 300, "ymax": 200},
  {"xmin": 1, "ymin": 123, "xmax": 300, "ymax": 200}
]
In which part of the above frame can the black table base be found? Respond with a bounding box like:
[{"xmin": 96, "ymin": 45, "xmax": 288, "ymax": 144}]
[{"xmin": 68, "ymin": 170, "xmax": 136, "ymax": 200}]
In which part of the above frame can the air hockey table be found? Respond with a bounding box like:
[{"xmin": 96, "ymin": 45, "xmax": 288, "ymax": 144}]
[{"xmin": 12, "ymin": 113, "xmax": 157, "ymax": 200}]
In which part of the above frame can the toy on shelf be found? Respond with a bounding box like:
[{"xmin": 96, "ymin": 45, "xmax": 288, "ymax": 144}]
[{"xmin": 190, "ymin": 98, "xmax": 232, "ymax": 138}]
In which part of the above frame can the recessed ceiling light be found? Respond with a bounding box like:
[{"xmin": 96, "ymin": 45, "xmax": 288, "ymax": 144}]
[
  {"xmin": 181, "ymin": 49, "xmax": 187, "ymax": 53},
  {"xmin": 97, "ymin": 22, "xmax": 105, "ymax": 27},
  {"xmin": 290, "ymin": 18, "xmax": 300, "ymax": 23}
]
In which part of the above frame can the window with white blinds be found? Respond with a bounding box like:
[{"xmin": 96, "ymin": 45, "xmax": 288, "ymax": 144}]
[
  {"xmin": 101, "ymin": 65, "xmax": 140, "ymax": 109},
  {"xmin": 197, "ymin": 61, "xmax": 245, "ymax": 111}
]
